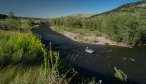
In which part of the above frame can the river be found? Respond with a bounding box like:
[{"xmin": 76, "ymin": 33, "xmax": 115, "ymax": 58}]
[{"xmin": 32, "ymin": 24, "xmax": 146, "ymax": 84}]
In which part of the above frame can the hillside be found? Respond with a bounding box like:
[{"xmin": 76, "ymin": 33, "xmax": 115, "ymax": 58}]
[
  {"xmin": 50, "ymin": 1, "xmax": 146, "ymax": 46},
  {"xmin": 67, "ymin": 14, "xmax": 95, "ymax": 18},
  {"xmin": 91, "ymin": 0, "xmax": 146, "ymax": 17}
]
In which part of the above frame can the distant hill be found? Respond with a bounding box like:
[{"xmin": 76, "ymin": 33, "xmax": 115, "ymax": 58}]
[
  {"xmin": 67, "ymin": 14, "xmax": 95, "ymax": 18},
  {"xmin": 18, "ymin": 16, "xmax": 45, "ymax": 20},
  {"xmin": 91, "ymin": 0, "xmax": 146, "ymax": 18},
  {"xmin": 0, "ymin": 13, "xmax": 44, "ymax": 21},
  {"xmin": 52, "ymin": 1, "xmax": 146, "ymax": 19},
  {"xmin": 0, "ymin": 14, "xmax": 7, "ymax": 19},
  {"xmin": 53, "ymin": 14, "xmax": 95, "ymax": 19}
]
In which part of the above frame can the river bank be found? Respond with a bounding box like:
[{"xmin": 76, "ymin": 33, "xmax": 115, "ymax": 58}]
[
  {"xmin": 51, "ymin": 26, "xmax": 132, "ymax": 48},
  {"xmin": 32, "ymin": 24, "xmax": 146, "ymax": 84}
]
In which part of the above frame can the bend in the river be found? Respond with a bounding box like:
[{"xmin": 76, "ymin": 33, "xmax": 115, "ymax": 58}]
[{"xmin": 32, "ymin": 24, "xmax": 146, "ymax": 84}]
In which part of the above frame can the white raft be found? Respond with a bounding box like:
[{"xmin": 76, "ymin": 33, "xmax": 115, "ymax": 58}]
[{"xmin": 85, "ymin": 47, "xmax": 94, "ymax": 53}]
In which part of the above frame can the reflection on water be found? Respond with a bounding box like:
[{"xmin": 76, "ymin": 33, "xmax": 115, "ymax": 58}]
[{"xmin": 32, "ymin": 24, "xmax": 146, "ymax": 84}]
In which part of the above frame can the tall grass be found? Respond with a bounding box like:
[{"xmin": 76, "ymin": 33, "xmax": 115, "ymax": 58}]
[
  {"xmin": 0, "ymin": 31, "xmax": 44, "ymax": 65},
  {"xmin": 0, "ymin": 31, "xmax": 69, "ymax": 84}
]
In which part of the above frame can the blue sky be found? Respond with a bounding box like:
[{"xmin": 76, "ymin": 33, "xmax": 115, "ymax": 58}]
[{"xmin": 0, "ymin": 0, "xmax": 138, "ymax": 18}]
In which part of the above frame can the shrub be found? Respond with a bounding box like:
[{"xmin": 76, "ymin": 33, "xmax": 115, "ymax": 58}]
[
  {"xmin": 114, "ymin": 67, "xmax": 127, "ymax": 82},
  {"xmin": 0, "ymin": 31, "xmax": 45, "ymax": 65}
]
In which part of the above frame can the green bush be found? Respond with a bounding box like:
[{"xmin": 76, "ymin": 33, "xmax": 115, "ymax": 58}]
[
  {"xmin": 0, "ymin": 31, "xmax": 70, "ymax": 84},
  {"xmin": 0, "ymin": 31, "xmax": 45, "ymax": 65},
  {"xmin": 114, "ymin": 67, "xmax": 127, "ymax": 82},
  {"xmin": 0, "ymin": 18, "xmax": 33, "ymax": 32},
  {"xmin": 112, "ymin": 34, "xmax": 123, "ymax": 42}
]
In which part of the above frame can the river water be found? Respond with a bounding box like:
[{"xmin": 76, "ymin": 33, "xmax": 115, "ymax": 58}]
[{"xmin": 32, "ymin": 24, "xmax": 146, "ymax": 84}]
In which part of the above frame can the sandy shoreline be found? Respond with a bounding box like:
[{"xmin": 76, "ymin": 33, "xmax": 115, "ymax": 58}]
[
  {"xmin": 63, "ymin": 31, "xmax": 132, "ymax": 47},
  {"xmin": 51, "ymin": 27, "xmax": 132, "ymax": 48}
]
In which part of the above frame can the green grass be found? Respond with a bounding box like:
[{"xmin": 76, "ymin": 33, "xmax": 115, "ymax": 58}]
[
  {"xmin": 51, "ymin": 26, "xmax": 101, "ymax": 37},
  {"xmin": 0, "ymin": 31, "xmax": 44, "ymax": 65},
  {"xmin": 0, "ymin": 65, "xmax": 43, "ymax": 84},
  {"xmin": 0, "ymin": 31, "xmax": 69, "ymax": 84},
  {"xmin": 0, "ymin": 18, "xmax": 40, "ymax": 32}
]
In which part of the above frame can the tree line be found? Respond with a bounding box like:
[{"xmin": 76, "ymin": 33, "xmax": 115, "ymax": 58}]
[
  {"xmin": 49, "ymin": 12, "xmax": 146, "ymax": 45},
  {"xmin": 0, "ymin": 12, "xmax": 44, "ymax": 32}
]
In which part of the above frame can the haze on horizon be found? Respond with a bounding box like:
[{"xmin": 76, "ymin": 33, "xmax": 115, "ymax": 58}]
[{"xmin": 0, "ymin": 0, "xmax": 138, "ymax": 18}]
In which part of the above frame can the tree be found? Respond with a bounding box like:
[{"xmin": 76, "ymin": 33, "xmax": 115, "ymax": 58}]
[{"xmin": 8, "ymin": 11, "xmax": 14, "ymax": 19}]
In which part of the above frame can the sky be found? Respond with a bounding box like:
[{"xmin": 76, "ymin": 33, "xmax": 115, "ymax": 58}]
[{"xmin": 0, "ymin": 0, "xmax": 138, "ymax": 18}]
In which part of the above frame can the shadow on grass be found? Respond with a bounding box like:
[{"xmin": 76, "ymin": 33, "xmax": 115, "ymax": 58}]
[{"xmin": 0, "ymin": 55, "xmax": 43, "ymax": 68}]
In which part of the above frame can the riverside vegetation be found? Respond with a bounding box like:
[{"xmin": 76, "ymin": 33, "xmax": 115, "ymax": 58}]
[
  {"xmin": 0, "ymin": 31, "xmax": 61, "ymax": 84},
  {"xmin": 0, "ymin": 12, "xmax": 72, "ymax": 84},
  {"xmin": 0, "ymin": 4, "xmax": 132, "ymax": 84},
  {"xmin": 49, "ymin": 0, "xmax": 146, "ymax": 46}
]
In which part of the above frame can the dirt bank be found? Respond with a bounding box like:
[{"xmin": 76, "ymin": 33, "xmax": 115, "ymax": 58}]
[{"xmin": 51, "ymin": 26, "xmax": 132, "ymax": 48}]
